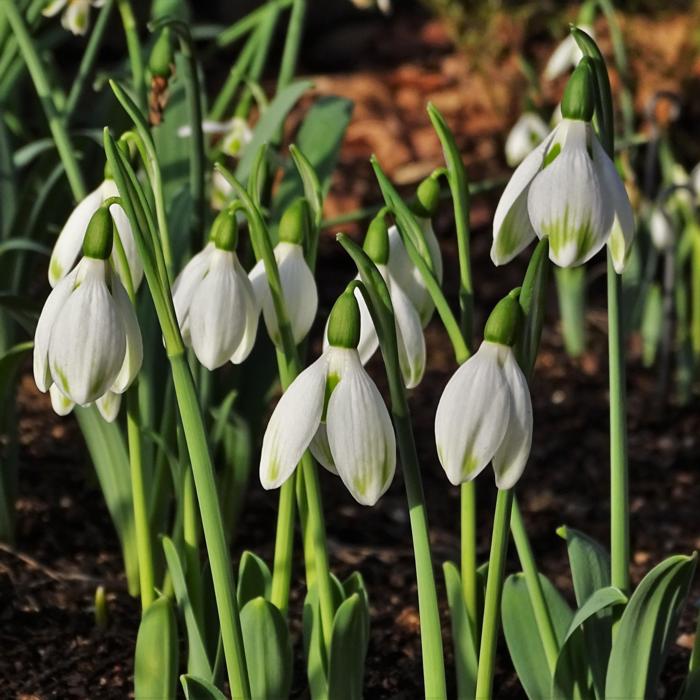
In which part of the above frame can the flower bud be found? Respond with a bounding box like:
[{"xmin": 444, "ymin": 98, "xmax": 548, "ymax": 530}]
[
  {"xmin": 149, "ymin": 28, "xmax": 173, "ymax": 79},
  {"xmin": 82, "ymin": 206, "xmax": 113, "ymax": 260},
  {"xmin": 363, "ymin": 214, "xmax": 390, "ymax": 265},
  {"xmin": 211, "ymin": 208, "xmax": 238, "ymax": 252},
  {"xmin": 561, "ymin": 56, "xmax": 596, "ymax": 122},
  {"xmin": 411, "ymin": 175, "xmax": 440, "ymax": 218},
  {"xmin": 278, "ymin": 197, "xmax": 311, "ymax": 246},
  {"xmin": 484, "ymin": 288, "xmax": 523, "ymax": 347},
  {"xmin": 327, "ymin": 290, "xmax": 361, "ymax": 349}
]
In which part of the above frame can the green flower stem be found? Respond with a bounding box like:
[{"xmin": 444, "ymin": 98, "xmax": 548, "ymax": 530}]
[
  {"xmin": 460, "ymin": 482, "xmax": 479, "ymax": 642},
  {"xmin": 509, "ymin": 499, "xmax": 559, "ymax": 675},
  {"xmin": 1, "ymin": 0, "xmax": 86, "ymax": 199},
  {"xmin": 112, "ymin": 210, "xmax": 156, "ymax": 612},
  {"xmin": 475, "ymin": 488, "xmax": 513, "ymax": 700},
  {"xmin": 183, "ymin": 466, "xmax": 204, "ymax": 623},
  {"xmin": 691, "ymin": 226, "xmax": 700, "ymax": 365},
  {"xmin": 270, "ymin": 477, "xmax": 296, "ymax": 616},
  {"xmin": 215, "ymin": 0, "xmax": 293, "ymax": 49},
  {"xmin": 555, "ymin": 266, "xmax": 587, "ymax": 358},
  {"xmin": 64, "ymin": 0, "xmax": 115, "ymax": 123},
  {"xmin": 339, "ymin": 234, "xmax": 446, "ymax": 699},
  {"xmin": 150, "ymin": 19, "xmax": 205, "ymax": 250},
  {"xmin": 209, "ymin": 30, "xmax": 258, "ymax": 122},
  {"xmin": 115, "ymin": 0, "xmax": 146, "ymax": 111},
  {"xmin": 276, "ymin": 0, "xmax": 305, "ymax": 92},
  {"xmin": 105, "ymin": 132, "xmax": 250, "ymax": 699}
]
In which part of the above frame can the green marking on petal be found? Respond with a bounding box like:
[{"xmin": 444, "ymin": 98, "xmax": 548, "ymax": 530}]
[
  {"xmin": 542, "ymin": 143, "xmax": 561, "ymax": 168},
  {"xmin": 462, "ymin": 453, "xmax": 478, "ymax": 481},
  {"xmin": 49, "ymin": 258, "xmax": 63, "ymax": 282},
  {"xmin": 541, "ymin": 205, "xmax": 599, "ymax": 267},
  {"xmin": 52, "ymin": 364, "xmax": 70, "ymax": 395},
  {"xmin": 267, "ymin": 458, "xmax": 279, "ymax": 484},
  {"xmin": 609, "ymin": 222, "xmax": 625, "ymax": 263},
  {"xmin": 89, "ymin": 373, "xmax": 106, "ymax": 399},
  {"xmin": 321, "ymin": 372, "xmax": 340, "ymax": 421},
  {"xmin": 495, "ymin": 200, "xmax": 529, "ymax": 261}
]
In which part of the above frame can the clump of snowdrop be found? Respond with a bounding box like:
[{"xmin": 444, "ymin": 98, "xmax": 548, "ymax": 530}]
[
  {"xmin": 387, "ymin": 175, "xmax": 444, "ymax": 326},
  {"xmin": 261, "ymin": 289, "xmax": 396, "ymax": 506},
  {"xmin": 505, "ymin": 112, "xmax": 550, "ymax": 167},
  {"xmin": 42, "ymin": 0, "xmax": 104, "ymax": 35},
  {"xmin": 172, "ymin": 207, "xmax": 259, "ymax": 370},
  {"xmin": 34, "ymin": 206, "xmax": 143, "ymax": 422},
  {"xmin": 49, "ymin": 168, "xmax": 142, "ymax": 289},
  {"xmin": 326, "ymin": 213, "xmax": 426, "ymax": 389},
  {"xmin": 435, "ymin": 289, "xmax": 532, "ymax": 489},
  {"xmin": 491, "ymin": 58, "xmax": 634, "ymax": 272},
  {"xmin": 249, "ymin": 198, "xmax": 318, "ymax": 345}
]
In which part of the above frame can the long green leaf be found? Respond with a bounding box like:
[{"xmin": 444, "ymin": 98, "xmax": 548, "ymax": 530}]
[
  {"xmin": 327, "ymin": 593, "xmax": 369, "ymax": 700},
  {"xmin": 134, "ymin": 596, "xmax": 179, "ymax": 700},
  {"xmin": 237, "ymin": 550, "xmax": 272, "ymax": 606},
  {"xmin": 181, "ymin": 675, "xmax": 227, "ymax": 700},
  {"xmin": 0, "ymin": 110, "xmax": 16, "ymax": 239},
  {"xmin": 606, "ymin": 554, "xmax": 697, "ymax": 699}
]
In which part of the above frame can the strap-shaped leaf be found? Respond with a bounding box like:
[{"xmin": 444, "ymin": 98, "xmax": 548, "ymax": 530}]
[
  {"xmin": 134, "ymin": 596, "xmax": 179, "ymax": 700},
  {"xmin": 181, "ymin": 674, "xmax": 227, "ymax": 700},
  {"xmin": 605, "ymin": 554, "xmax": 697, "ymax": 699},
  {"xmin": 240, "ymin": 597, "xmax": 293, "ymax": 700},
  {"xmin": 237, "ymin": 550, "xmax": 272, "ymax": 606},
  {"xmin": 443, "ymin": 561, "xmax": 478, "ymax": 700},
  {"xmin": 162, "ymin": 536, "xmax": 213, "ymax": 680},
  {"xmin": 328, "ymin": 593, "xmax": 369, "ymax": 700},
  {"xmin": 502, "ymin": 572, "xmax": 574, "ymax": 699}
]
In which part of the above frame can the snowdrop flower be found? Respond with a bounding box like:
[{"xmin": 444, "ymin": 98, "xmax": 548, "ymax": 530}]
[
  {"xmin": 49, "ymin": 177, "xmax": 142, "ymax": 289},
  {"xmin": 179, "ymin": 117, "xmax": 253, "ymax": 158},
  {"xmin": 649, "ymin": 207, "xmax": 675, "ymax": 251},
  {"xmin": 351, "ymin": 0, "xmax": 391, "ymax": 14},
  {"xmin": 505, "ymin": 112, "xmax": 550, "ymax": 167},
  {"xmin": 34, "ymin": 207, "xmax": 143, "ymax": 422},
  {"xmin": 491, "ymin": 58, "xmax": 634, "ymax": 272},
  {"xmin": 544, "ymin": 24, "xmax": 595, "ymax": 80},
  {"xmin": 387, "ymin": 176, "xmax": 443, "ymax": 326},
  {"xmin": 435, "ymin": 290, "xmax": 532, "ymax": 488},
  {"xmin": 172, "ymin": 208, "xmax": 258, "ymax": 370},
  {"xmin": 249, "ymin": 198, "xmax": 318, "ymax": 345},
  {"xmin": 325, "ymin": 215, "xmax": 426, "ymax": 389},
  {"xmin": 42, "ymin": 0, "xmax": 105, "ymax": 36},
  {"xmin": 261, "ymin": 290, "xmax": 396, "ymax": 505}
]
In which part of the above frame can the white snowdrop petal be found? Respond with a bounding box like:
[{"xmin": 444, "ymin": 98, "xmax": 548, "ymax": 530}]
[
  {"xmin": 62, "ymin": 0, "xmax": 90, "ymax": 34},
  {"xmin": 110, "ymin": 274, "xmax": 143, "ymax": 393},
  {"xmin": 49, "ymin": 384, "xmax": 74, "ymax": 416},
  {"xmin": 96, "ymin": 391, "xmax": 122, "ymax": 423},
  {"xmin": 230, "ymin": 257, "xmax": 259, "ymax": 364},
  {"xmin": 278, "ymin": 243, "xmax": 318, "ymax": 344},
  {"xmin": 188, "ymin": 250, "xmax": 245, "ymax": 370},
  {"xmin": 528, "ymin": 120, "xmax": 613, "ymax": 268},
  {"xmin": 48, "ymin": 259, "xmax": 126, "ymax": 405},
  {"xmin": 48, "ymin": 185, "xmax": 103, "ymax": 287},
  {"xmin": 505, "ymin": 113, "xmax": 550, "ymax": 167},
  {"xmin": 172, "ymin": 242, "xmax": 216, "ymax": 344},
  {"xmin": 434, "ymin": 342, "xmax": 511, "ymax": 485},
  {"xmin": 43, "ymin": 0, "xmax": 68, "ymax": 17},
  {"xmin": 492, "ymin": 351, "xmax": 533, "ymax": 489},
  {"xmin": 491, "ymin": 133, "xmax": 554, "ymax": 266},
  {"xmin": 543, "ymin": 28, "xmax": 592, "ymax": 80},
  {"xmin": 260, "ymin": 354, "xmax": 327, "ymax": 489},
  {"xmin": 649, "ymin": 208, "xmax": 674, "ymax": 251},
  {"xmin": 354, "ymin": 285, "xmax": 380, "ymax": 366},
  {"xmin": 326, "ymin": 352, "xmax": 396, "ymax": 506},
  {"xmin": 591, "ymin": 137, "xmax": 636, "ymax": 272},
  {"xmin": 389, "ymin": 275, "xmax": 426, "ymax": 389},
  {"xmin": 309, "ymin": 422, "xmax": 338, "ymax": 474},
  {"xmin": 34, "ymin": 268, "xmax": 79, "ymax": 392}
]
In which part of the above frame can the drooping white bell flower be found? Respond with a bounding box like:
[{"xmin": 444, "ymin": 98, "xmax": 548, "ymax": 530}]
[
  {"xmin": 386, "ymin": 175, "xmax": 443, "ymax": 326},
  {"xmin": 172, "ymin": 208, "xmax": 258, "ymax": 370},
  {"xmin": 324, "ymin": 216, "xmax": 426, "ymax": 389},
  {"xmin": 260, "ymin": 290, "xmax": 396, "ymax": 506},
  {"xmin": 179, "ymin": 116, "xmax": 253, "ymax": 158},
  {"xmin": 505, "ymin": 112, "xmax": 550, "ymax": 167},
  {"xmin": 649, "ymin": 207, "xmax": 675, "ymax": 251},
  {"xmin": 435, "ymin": 291, "xmax": 532, "ymax": 489},
  {"xmin": 42, "ymin": 0, "xmax": 105, "ymax": 36},
  {"xmin": 544, "ymin": 24, "xmax": 595, "ymax": 81},
  {"xmin": 491, "ymin": 59, "xmax": 634, "ymax": 273},
  {"xmin": 34, "ymin": 207, "xmax": 143, "ymax": 421},
  {"xmin": 49, "ymin": 178, "xmax": 142, "ymax": 289},
  {"xmin": 249, "ymin": 198, "xmax": 318, "ymax": 345}
]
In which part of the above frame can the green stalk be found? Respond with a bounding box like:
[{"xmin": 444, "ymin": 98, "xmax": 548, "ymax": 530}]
[
  {"xmin": 475, "ymin": 488, "xmax": 514, "ymax": 700},
  {"xmin": 1, "ymin": 0, "xmax": 86, "ymax": 199},
  {"xmin": 691, "ymin": 225, "xmax": 700, "ymax": 367},
  {"xmin": 276, "ymin": 0, "xmax": 305, "ymax": 92},
  {"xmin": 339, "ymin": 234, "xmax": 446, "ymax": 699},
  {"xmin": 183, "ymin": 466, "xmax": 204, "ymax": 624},
  {"xmin": 64, "ymin": 0, "xmax": 114, "ymax": 123},
  {"xmin": 555, "ymin": 266, "xmax": 586, "ymax": 358},
  {"xmin": 115, "ymin": 0, "xmax": 145, "ymax": 110},
  {"xmin": 510, "ymin": 499, "xmax": 559, "ymax": 675},
  {"xmin": 460, "ymin": 481, "xmax": 478, "ymax": 643},
  {"xmin": 209, "ymin": 29, "xmax": 258, "ymax": 121},
  {"xmin": 270, "ymin": 477, "xmax": 296, "ymax": 616},
  {"xmin": 215, "ymin": 0, "xmax": 293, "ymax": 49}
]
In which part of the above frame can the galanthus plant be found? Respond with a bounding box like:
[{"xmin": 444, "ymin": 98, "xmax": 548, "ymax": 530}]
[
  {"xmin": 34, "ymin": 205, "xmax": 142, "ymax": 421},
  {"xmin": 261, "ymin": 288, "xmax": 396, "ymax": 506},
  {"xmin": 505, "ymin": 112, "xmax": 549, "ymax": 167},
  {"xmin": 42, "ymin": 0, "xmax": 104, "ymax": 36}
]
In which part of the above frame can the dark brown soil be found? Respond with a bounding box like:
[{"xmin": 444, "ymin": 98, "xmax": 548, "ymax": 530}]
[{"xmin": 2, "ymin": 5, "xmax": 700, "ymax": 700}]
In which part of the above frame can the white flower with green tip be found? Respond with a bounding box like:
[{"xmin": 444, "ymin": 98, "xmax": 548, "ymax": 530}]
[
  {"xmin": 505, "ymin": 112, "xmax": 549, "ymax": 167},
  {"xmin": 435, "ymin": 291, "xmax": 532, "ymax": 489},
  {"xmin": 179, "ymin": 117, "xmax": 252, "ymax": 158},
  {"xmin": 49, "ymin": 178, "xmax": 142, "ymax": 289},
  {"xmin": 42, "ymin": 0, "xmax": 105, "ymax": 36},
  {"xmin": 491, "ymin": 58, "xmax": 634, "ymax": 272},
  {"xmin": 261, "ymin": 290, "xmax": 396, "ymax": 506},
  {"xmin": 172, "ymin": 209, "xmax": 258, "ymax": 370},
  {"xmin": 248, "ymin": 198, "xmax": 318, "ymax": 345},
  {"xmin": 34, "ymin": 207, "xmax": 142, "ymax": 422}
]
